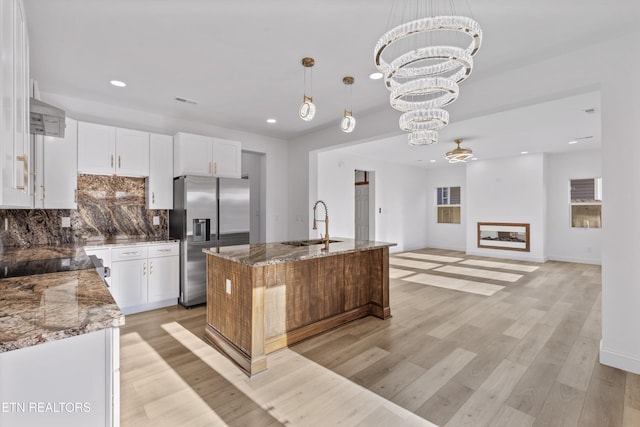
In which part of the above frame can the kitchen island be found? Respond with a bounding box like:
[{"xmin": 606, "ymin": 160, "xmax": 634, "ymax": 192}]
[{"xmin": 203, "ymin": 238, "xmax": 396, "ymax": 376}]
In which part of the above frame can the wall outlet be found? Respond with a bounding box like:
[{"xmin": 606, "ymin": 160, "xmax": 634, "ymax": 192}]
[
  {"xmin": 153, "ymin": 216, "xmax": 160, "ymax": 226},
  {"xmin": 225, "ymin": 278, "xmax": 232, "ymax": 294},
  {"xmin": 61, "ymin": 217, "xmax": 71, "ymax": 228}
]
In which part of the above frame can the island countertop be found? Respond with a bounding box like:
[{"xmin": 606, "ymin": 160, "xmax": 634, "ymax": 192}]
[
  {"xmin": 0, "ymin": 244, "xmax": 124, "ymax": 353},
  {"xmin": 202, "ymin": 237, "xmax": 396, "ymax": 267}
]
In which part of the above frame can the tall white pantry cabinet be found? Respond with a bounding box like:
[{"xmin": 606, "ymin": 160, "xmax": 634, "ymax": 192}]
[{"xmin": 0, "ymin": 0, "xmax": 32, "ymax": 207}]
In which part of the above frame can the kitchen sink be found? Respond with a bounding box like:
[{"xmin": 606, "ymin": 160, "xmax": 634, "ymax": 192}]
[{"xmin": 281, "ymin": 239, "xmax": 342, "ymax": 246}]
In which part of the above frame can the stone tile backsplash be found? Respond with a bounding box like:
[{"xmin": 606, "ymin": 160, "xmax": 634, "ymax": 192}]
[{"xmin": 0, "ymin": 175, "xmax": 168, "ymax": 247}]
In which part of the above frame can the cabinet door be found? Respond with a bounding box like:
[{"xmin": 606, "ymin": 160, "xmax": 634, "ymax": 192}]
[
  {"xmin": 115, "ymin": 127, "xmax": 149, "ymax": 177},
  {"xmin": 0, "ymin": 0, "xmax": 32, "ymax": 207},
  {"xmin": 111, "ymin": 259, "xmax": 147, "ymax": 310},
  {"xmin": 212, "ymin": 138, "xmax": 241, "ymax": 178},
  {"xmin": 43, "ymin": 118, "xmax": 77, "ymax": 208},
  {"xmin": 148, "ymin": 255, "xmax": 179, "ymax": 302},
  {"xmin": 147, "ymin": 133, "xmax": 173, "ymax": 209},
  {"xmin": 173, "ymin": 132, "xmax": 213, "ymax": 177},
  {"xmin": 77, "ymin": 121, "xmax": 116, "ymax": 175}
]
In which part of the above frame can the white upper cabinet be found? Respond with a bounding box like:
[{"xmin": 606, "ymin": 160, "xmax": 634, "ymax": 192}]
[
  {"xmin": 77, "ymin": 121, "xmax": 116, "ymax": 175},
  {"xmin": 36, "ymin": 117, "xmax": 78, "ymax": 209},
  {"xmin": 115, "ymin": 128, "xmax": 149, "ymax": 176},
  {"xmin": 147, "ymin": 133, "xmax": 173, "ymax": 209},
  {"xmin": 212, "ymin": 137, "xmax": 242, "ymax": 178},
  {"xmin": 78, "ymin": 121, "xmax": 149, "ymax": 177},
  {"xmin": 174, "ymin": 132, "xmax": 241, "ymax": 178},
  {"xmin": 174, "ymin": 132, "xmax": 212, "ymax": 177},
  {"xmin": 0, "ymin": 0, "xmax": 32, "ymax": 207}
]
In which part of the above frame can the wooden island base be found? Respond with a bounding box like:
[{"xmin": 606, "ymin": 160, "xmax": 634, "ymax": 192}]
[{"xmin": 203, "ymin": 243, "xmax": 392, "ymax": 376}]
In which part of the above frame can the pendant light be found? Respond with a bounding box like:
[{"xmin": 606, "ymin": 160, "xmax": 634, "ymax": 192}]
[
  {"xmin": 340, "ymin": 76, "xmax": 356, "ymax": 133},
  {"xmin": 373, "ymin": 1, "xmax": 482, "ymax": 146},
  {"xmin": 299, "ymin": 57, "xmax": 316, "ymax": 121}
]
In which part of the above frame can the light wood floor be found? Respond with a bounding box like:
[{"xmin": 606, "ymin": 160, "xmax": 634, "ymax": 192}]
[{"xmin": 119, "ymin": 248, "xmax": 640, "ymax": 426}]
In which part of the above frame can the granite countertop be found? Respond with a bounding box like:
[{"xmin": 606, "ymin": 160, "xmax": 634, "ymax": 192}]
[
  {"xmin": 0, "ymin": 244, "xmax": 93, "ymax": 278},
  {"xmin": 203, "ymin": 238, "xmax": 396, "ymax": 267},
  {"xmin": 82, "ymin": 236, "xmax": 179, "ymax": 249},
  {"xmin": 0, "ymin": 243, "xmax": 125, "ymax": 352},
  {"xmin": 0, "ymin": 268, "xmax": 124, "ymax": 352}
]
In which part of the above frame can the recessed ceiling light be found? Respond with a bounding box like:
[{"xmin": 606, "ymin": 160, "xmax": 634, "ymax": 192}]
[
  {"xmin": 430, "ymin": 159, "xmax": 436, "ymax": 163},
  {"xmin": 521, "ymin": 151, "xmax": 529, "ymax": 155},
  {"xmin": 472, "ymin": 157, "xmax": 478, "ymax": 161},
  {"xmin": 568, "ymin": 140, "xmax": 578, "ymax": 145},
  {"xmin": 266, "ymin": 118, "xmax": 277, "ymax": 124},
  {"xmin": 369, "ymin": 72, "xmax": 383, "ymax": 80},
  {"xmin": 110, "ymin": 80, "xmax": 126, "ymax": 87}
]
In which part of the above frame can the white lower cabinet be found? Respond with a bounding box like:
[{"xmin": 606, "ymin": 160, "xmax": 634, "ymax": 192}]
[
  {"xmin": 0, "ymin": 328, "xmax": 120, "ymax": 427},
  {"xmin": 148, "ymin": 245, "xmax": 179, "ymax": 302},
  {"xmin": 86, "ymin": 242, "xmax": 179, "ymax": 315}
]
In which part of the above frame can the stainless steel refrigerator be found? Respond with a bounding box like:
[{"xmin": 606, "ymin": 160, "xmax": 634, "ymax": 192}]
[{"xmin": 169, "ymin": 176, "xmax": 250, "ymax": 307}]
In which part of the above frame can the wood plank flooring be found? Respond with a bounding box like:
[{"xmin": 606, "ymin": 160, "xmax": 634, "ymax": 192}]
[{"xmin": 119, "ymin": 248, "xmax": 639, "ymax": 426}]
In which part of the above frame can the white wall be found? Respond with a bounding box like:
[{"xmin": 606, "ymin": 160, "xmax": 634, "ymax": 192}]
[
  {"xmin": 600, "ymin": 32, "xmax": 640, "ymax": 375},
  {"xmin": 317, "ymin": 149, "xmax": 429, "ymax": 253},
  {"xmin": 425, "ymin": 164, "xmax": 466, "ymax": 251},
  {"xmin": 466, "ymin": 154, "xmax": 546, "ymax": 262},
  {"xmin": 41, "ymin": 92, "xmax": 289, "ymax": 243},
  {"xmin": 546, "ymin": 150, "xmax": 602, "ymax": 264}
]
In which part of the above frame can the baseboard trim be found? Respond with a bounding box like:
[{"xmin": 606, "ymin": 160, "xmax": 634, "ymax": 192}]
[
  {"xmin": 600, "ymin": 340, "xmax": 640, "ymax": 375},
  {"xmin": 547, "ymin": 255, "xmax": 601, "ymax": 265}
]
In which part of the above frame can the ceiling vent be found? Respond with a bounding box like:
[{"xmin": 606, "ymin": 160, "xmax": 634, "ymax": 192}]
[{"xmin": 175, "ymin": 97, "xmax": 198, "ymax": 105}]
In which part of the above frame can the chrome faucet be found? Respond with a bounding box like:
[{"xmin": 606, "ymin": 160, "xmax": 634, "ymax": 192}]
[{"xmin": 312, "ymin": 200, "xmax": 329, "ymax": 250}]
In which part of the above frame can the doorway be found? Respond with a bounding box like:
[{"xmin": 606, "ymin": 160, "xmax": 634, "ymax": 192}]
[{"xmin": 355, "ymin": 170, "xmax": 375, "ymax": 241}]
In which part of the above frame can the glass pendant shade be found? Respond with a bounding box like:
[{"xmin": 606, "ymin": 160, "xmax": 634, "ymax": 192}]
[
  {"xmin": 299, "ymin": 95, "xmax": 316, "ymax": 121},
  {"xmin": 341, "ymin": 110, "xmax": 356, "ymax": 133}
]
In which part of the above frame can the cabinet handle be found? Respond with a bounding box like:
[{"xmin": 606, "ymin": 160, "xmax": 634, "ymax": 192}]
[
  {"xmin": 118, "ymin": 155, "xmax": 121, "ymax": 169},
  {"xmin": 122, "ymin": 251, "xmax": 139, "ymax": 256},
  {"xmin": 41, "ymin": 185, "xmax": 45, "ymax": 201},
  {"xmin": 152, "ymin": 192, "xmax": 155, "ymax": 204},
  {"xmin": 209, "ymin": 161, "xmax": 212, "ymax": 175},
  {"xmin": 143, "ymin": 262, "xmax": 147, "ymax": 276},
  {"xmin": 157, "ymin": 248, "xmax": 172, "ymax": 252},
  {"xmin": 150, "ymin": 261, "xmax": 153, "ymax": 275},
  {"xmin": 111, "ymin": 155, "xmax": 114, "ymax": 168},
  {"xmin": 74, "ymin": 189, "xmax": 77, "ymax": 203},
  {"xmin": 15, "ymin": 155, "xmax": 27, "ymax": 191},
  {"xmin": 214, "ymin": 162, "xmax": 217, "ymax": 175}
]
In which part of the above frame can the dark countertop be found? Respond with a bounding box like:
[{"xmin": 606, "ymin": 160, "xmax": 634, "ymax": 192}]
[
  {"xmin": 0, "ymin": 245, "xmax": 93, "ymax": 278},
  {"xmin": 0, "ymin": 243, "xmax": 128, "ymax": 353},
  {"xmin": 203, "ymin": 238, "xmax": 396, "ymax": 267}
]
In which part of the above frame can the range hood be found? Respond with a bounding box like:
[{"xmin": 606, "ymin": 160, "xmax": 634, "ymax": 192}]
[{"xmin": 30, "ymin": 98, "xmax": 65, "ymax": 138}]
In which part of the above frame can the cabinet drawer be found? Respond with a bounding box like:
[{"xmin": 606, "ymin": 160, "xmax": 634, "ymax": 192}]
[
  {"xmin": 148, "ymin": 243, "xmax": 179, "ymax": 258},
  {"xmin": 112, "ymin": 246, "xmax": 148, "ymax": 261}
]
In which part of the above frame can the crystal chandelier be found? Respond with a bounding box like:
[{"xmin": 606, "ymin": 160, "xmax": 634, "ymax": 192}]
[
  {"xmin": 445, "ymin": 139, "xmax": 473, "ymax": 163},
  {"xmin": 340, "ymin": 76, "xmax": 356, "ymax": 133},
  {"xmin": 299, "ymin": 57, "xmax": 316, "ymax": 121},
  {"xmin": 374, "ymin": 2, "xmax": 482, "ymax": 146}
]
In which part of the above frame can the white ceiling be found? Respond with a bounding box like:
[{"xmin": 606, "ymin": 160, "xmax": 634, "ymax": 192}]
[{"xmin": 24, "ymin": 0, "xmax": 635, "ymax": 163}]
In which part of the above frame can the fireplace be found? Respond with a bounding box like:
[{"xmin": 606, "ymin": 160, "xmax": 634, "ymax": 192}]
[{"xmin": 477, "ymin": 222, "xmax": 530, "ymax": 252}]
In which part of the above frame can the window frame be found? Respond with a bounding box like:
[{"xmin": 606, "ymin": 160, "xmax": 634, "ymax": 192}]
[
  {"xmin": 569, "ymin": 177, "xmax": 602, "ymax": 229},
  {"xmin": 436, "ymin": 186, "xmax": 461, "ymax": 224}
]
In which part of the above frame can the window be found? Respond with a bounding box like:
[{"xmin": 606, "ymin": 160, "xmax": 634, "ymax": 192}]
[
  {"xmin": 436, "ymin": 186, "xmax": 461, "ymax": 224},
  {"xmin": 570, "ymin": 178, "xmax": 602, "ymax": 228}
]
